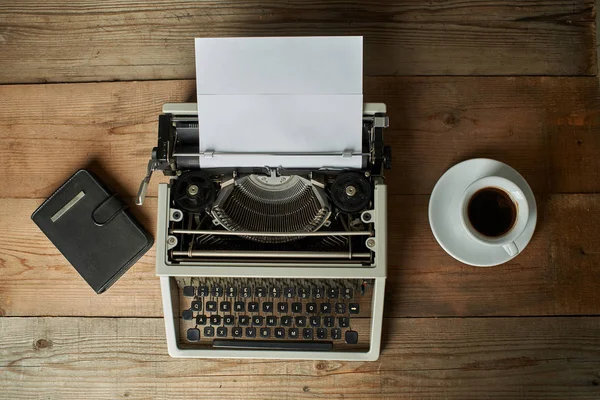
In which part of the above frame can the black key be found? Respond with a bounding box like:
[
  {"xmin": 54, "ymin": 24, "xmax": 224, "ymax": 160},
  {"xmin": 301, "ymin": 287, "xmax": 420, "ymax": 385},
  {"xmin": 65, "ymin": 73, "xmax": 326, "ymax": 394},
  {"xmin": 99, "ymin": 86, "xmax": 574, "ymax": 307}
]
[
  {"xmin": 206, "ymin": 301, "xmax": 217, "ymax": 312},
  {"xmin": 327, "ymin": 287, "xmax": 339, "ymax": 299},
  {"xmin": 217, "ymin": 327, "xmax": 228, "ymax": 337},
  {"xmin": 274, "ymin": 327, "xmax": 285, "ymax": 339},
  {"xmin": 210, "ymin": 315, "xmax": 221, "ymax": 325},
  {"xmin": 238, "ymin": 315, "xmax": 250, "ymax": 326},
  {"xmin": 349, "ymin": 303, "xmax": 360, "ymax": 314},
  {"xmin": 248, "ymin": 302, "xmax": 259, "ymax": 312},
  {"xmin": 309, "ymin": 316, "xmax": 321, "ymax": 327},
  {"xmin": 232, "ymin": 327, "xmax": 242, "ymax": 338},
  {"xmin": 191, "ymin": 301, "xmax": 202, "ymax": 312},
  {"xmin": 339, "ymin": 317, "xmax": 350, "ymax": 328},
  {"xmin": 295, "ymin": 316, "xmax": 307, "ymax": 327},
  {"xmin": 303, "ymin": 328, "xmax": 313, "ymax": 339},
  {"xmin": 269, "ymin": 287, "xmax": 280, "ymax": 298},
  {"xmin": 220, "ymin": 301, "xmax": 231, "ymax": 312},
  {"xmin": 204, "ymin": 326, "xmax": 215, "ymax": 337},
  {"xmin": 291, "ymin": 302, "xmax": 302, "ymax": 313},
  {"xmin": 288, "ymin": 328, "xmax": 299, "ymax": 339},
  {"xmin": 345, "ymin": 330, "xmax": 358, "ymax": 344},
  {"xmin": 224, "ymin": 315, "xmax": 234, "ymax": 325},
  {"xmin": 324, "ymin": 316, "xmax": 335, "ymax": 327},
  {"xmin": 342, "ymin": 287, "xmax": 353, "ymax": 299},
  {"xmin": 313, "ymin": 287, "xmax": 324, "ymax": 299},
  {"xmin": 281, "ymin": 316, "xmax": 292, "ymax": 327},
  {"xmin": 213, "ymin": 340, "xmax": 333, "ymax": 351},
  {"xmin": 234, "ymin": 301, "xmax": 245, "ymax": 312},
  {"xmin": 187, "ymin": 328, "xmax": 200, "ymax": 342},
  {"xmin": 183, "ymin": 286, "xmax": 195, "ymax": 297},
  {"xmin": 306, "ymin": 303, "xmax": 317, "ymax": 313},
  {"xmin": 277, "ymin": 302, "xmax": 288, "ymax": 313},
  {"xmin": 260, "ymin": 327, "xmax": 271, "ymax": 338},
  {"xmin": 182, "ymin": 310, "xmax": 194, "ymax": 320},
  {"xmin": 226, "ymin": 286, "xmax": 237, "ymax": 297},
  {"xmin": 284, "ymin": 287, "xmax": 295, "ymax": 298},
  {"xmin": 335, "ymin": 303, "xmax": 346, "ymax": 314},
  {"xmin": 196, "ymin": 314, "xmax": 207, "ymax": 325},
  {"xmin": 266, "ymin": 315, "xmax": 277, "ymax": 326},
  {"xmin": 262, "ymin": 302, "xmax": 273, "ymax": 313},
  {"xmin": 241, "ymin": 286, "xmax": 252, "ymax": 298},
  {"xmin": 320, "ymin": 303, "xmax": 332, "ymax": 314},
  {"xmin": 317, "ymin": 328, "xmax": 327, "ymax": 339},
  {"xmin": 255, "ymin": 286, "xmax": 266, "ymax": 298},
  {"xmin": 252, "ymin": 316, "xmax": 264, "ymax": 326},
  {"xmin": 299, "ymin": 287, "xmax": 310, "ymax": 299},
  {"xmin": 245, "ymin": 327, "xmax": 256, "ymax": 338},
  {"xmin": 211, "ymin": 285, "xmax": 223, "ymax": 297},
  {"xmin": 331, "ymin": 328, "xmax": 341, "ymax": 340},
  {"xmin": 198, "ymin": 285, "xmax": 209, "ymax": 297}
]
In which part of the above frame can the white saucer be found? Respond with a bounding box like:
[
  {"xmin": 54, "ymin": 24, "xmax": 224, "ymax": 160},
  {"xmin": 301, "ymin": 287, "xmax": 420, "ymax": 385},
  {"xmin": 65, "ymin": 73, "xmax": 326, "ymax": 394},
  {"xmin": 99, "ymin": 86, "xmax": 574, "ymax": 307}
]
[{"xmin": 428, "ymin": 158, "xmax": 537, "ymax": 267}]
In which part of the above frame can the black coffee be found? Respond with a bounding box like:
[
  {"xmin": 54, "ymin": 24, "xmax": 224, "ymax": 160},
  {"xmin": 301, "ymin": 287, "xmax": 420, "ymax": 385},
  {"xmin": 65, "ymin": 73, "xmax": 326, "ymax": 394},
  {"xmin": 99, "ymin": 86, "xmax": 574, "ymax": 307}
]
[{"xmin": 467, "ymin": 187, "xmax": 517, "ymax": 237}]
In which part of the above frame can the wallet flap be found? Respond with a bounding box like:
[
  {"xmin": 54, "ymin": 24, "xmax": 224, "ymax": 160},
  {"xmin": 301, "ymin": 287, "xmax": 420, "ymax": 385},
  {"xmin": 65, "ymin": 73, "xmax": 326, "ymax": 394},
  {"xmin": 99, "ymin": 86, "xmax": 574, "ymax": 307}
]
[{"xmin": 92, "ymin": 194, "xmax": 125, "ymax": 225}]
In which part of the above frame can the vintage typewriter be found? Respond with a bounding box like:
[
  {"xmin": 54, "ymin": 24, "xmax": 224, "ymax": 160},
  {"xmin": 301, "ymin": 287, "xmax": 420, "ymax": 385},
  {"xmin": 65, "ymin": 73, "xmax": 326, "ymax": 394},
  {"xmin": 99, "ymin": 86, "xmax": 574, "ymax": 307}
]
[{"xmin": 137, "ymin": 102, "xmax": 390, "ymax": 360}]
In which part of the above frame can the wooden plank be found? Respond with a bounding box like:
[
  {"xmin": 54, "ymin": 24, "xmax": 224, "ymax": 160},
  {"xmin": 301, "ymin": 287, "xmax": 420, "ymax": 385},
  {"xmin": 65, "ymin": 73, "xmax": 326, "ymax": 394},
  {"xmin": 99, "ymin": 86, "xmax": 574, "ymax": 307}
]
[
  {"xmin": 370, "ymin": 76, "xmax": 600, "ymax": 195},
  {"xmin": 2, "ymin": 194, "xmax": 599, "ymax": 317},
  {"xmin": 598, "ymin": 1, "xmax": 600, "ymax": 81},
  {"xmin": 1, "ymin": 77, "xmax": 599, "ymax": 199},
  {"xmin": 0, "ymin": 198, "xmax": 162, "ymax": 318},
  {"xmin": 386, "ymin": 194, "xmax": 600, "ymax": 317},
  {"xmin": 1, "ymin": 316, "xmax": 599, "ymax": 399},
  {"xmin": 0, "ymin": 0, "xmax": 595, "ymax": 83}
]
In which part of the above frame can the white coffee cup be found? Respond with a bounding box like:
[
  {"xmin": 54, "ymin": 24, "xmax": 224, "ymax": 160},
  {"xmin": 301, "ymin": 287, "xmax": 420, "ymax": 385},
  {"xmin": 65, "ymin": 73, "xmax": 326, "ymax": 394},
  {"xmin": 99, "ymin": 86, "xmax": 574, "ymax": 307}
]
[{"xmin": 459, "ymin": 176, "xmax": 530, "ymax": 256}]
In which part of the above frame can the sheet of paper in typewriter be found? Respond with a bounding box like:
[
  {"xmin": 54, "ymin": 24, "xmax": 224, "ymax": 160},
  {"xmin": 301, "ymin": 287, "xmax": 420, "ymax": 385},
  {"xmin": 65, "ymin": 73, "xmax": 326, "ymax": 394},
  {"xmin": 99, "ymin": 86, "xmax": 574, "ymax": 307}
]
[{"xmin": 195, "ymin": 36, "xmax": 363, "ymax": 169}]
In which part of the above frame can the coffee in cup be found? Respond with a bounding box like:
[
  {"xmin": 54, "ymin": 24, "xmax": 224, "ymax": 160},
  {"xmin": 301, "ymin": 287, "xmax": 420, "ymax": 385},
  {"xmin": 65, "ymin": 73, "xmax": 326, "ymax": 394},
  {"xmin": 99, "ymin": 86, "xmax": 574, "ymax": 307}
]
[
  {"xmin": 459, "ymin": 176, "xmax": 530, "ymax": 256},
  {"xmin": 467, "ymin": 187, "xmax": 517, "ymax": 238}
]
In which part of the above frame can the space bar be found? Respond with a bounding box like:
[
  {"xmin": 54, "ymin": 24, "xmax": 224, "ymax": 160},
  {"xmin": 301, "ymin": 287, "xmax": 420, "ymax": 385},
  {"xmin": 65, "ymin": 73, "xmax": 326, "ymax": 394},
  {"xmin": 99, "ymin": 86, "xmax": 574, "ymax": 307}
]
[{"xmin": 212, "ymin": 340, "xmax": 333, "ymax": 351}]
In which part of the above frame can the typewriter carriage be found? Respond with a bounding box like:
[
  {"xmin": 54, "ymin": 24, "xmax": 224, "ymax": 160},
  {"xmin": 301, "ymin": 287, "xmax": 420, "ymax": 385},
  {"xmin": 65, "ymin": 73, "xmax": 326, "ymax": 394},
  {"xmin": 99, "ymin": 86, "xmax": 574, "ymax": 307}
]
[{"xmin": 139, "ymin": 104, "xmax": 389, "ymax": 267}]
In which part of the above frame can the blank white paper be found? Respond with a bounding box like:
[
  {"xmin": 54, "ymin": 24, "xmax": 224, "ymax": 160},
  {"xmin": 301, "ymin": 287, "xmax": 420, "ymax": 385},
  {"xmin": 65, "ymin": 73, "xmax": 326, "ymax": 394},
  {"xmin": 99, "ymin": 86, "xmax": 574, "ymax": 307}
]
[
  {"xmin": 197, "ymin": 94, "xmax": 363, "ymax": 169},
  {"xmin": 195, "ymin": 36, "xmax": 363, "ymax": 169}
]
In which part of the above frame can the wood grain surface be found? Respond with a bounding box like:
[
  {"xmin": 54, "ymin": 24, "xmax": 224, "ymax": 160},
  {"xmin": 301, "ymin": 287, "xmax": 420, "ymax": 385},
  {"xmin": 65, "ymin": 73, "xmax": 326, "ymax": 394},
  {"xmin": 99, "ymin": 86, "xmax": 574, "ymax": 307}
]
[
  {"xmin": 1, "ymin": 2, "xmax": 600, "ymax": 398},
  {"xmin": 3, "ymin": 192, "xmax": 599, "ymax": 318},
  {"xmin": 0, "ymin": 0, "xmax": 596, "ymax": 83},
  {"xmin": 1, "ymin": 77, "xmax": 599, "ymax": 200},
  {"xmin": 1, "ymin": 317, "xmax": 599, "ymax": 399}
]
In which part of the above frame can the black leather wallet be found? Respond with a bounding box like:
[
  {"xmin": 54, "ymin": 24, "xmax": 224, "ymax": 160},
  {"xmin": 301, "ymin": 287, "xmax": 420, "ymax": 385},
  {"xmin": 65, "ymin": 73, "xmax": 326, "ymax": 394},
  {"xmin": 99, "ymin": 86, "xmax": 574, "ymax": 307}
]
[{"xmin": 31, "ymin": 170, "xmax": 154, "ymax": 293}]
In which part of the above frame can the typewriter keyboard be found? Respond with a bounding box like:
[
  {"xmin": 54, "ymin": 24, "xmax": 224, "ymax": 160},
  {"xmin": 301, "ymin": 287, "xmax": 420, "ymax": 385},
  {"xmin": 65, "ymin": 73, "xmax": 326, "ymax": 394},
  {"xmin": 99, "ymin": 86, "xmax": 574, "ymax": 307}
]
[{"xmin": 176, "ymin": 277, "xmax": 373, "ymax": 351}]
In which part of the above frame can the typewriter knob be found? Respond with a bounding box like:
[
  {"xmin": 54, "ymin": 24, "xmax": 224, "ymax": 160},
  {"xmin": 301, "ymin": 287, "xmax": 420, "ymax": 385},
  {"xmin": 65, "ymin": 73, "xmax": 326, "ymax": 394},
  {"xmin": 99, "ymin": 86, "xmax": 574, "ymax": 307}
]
[
  {"xmin": 330, "ymin": 172, "xmax": 371, "ymax": 213},
  {"xmin": 172, "ymin": 171, "xmax": 217, "ymax": 213}
]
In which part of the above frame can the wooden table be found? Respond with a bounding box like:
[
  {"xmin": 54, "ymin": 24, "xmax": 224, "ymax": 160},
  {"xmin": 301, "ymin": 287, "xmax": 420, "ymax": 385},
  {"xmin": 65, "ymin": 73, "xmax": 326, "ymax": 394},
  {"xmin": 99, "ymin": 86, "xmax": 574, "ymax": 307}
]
[{"xmin": 1, "ymin": 1, "xmax": 599, "ymax": 398}]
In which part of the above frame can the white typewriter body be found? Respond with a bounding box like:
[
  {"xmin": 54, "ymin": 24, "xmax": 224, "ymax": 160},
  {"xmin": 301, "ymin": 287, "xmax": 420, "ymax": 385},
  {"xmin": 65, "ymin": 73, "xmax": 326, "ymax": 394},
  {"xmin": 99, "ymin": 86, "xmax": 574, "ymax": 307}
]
[{"xmin": 139, "ymin": 102, "xmax": 390, "ymax": 361}]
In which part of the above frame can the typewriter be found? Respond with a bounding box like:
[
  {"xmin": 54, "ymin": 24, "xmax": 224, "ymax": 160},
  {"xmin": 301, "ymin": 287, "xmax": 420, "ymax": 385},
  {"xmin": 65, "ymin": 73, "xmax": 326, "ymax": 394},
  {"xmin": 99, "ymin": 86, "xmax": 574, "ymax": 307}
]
[{"xmin": 137, "ymin": 101, "xmax": 390, "ymax": 360}]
